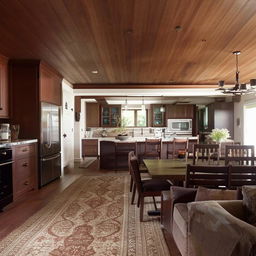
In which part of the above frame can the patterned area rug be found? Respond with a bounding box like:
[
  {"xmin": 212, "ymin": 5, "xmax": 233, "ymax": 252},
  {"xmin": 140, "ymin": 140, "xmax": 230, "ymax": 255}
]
[{"xmin": 0, "ymin": 175, "xmax": 170, "ymax": 256}]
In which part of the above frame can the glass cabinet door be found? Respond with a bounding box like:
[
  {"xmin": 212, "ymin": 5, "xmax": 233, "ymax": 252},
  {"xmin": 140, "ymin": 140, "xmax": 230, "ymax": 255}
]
[
  {"xmin": 153, "ymin": 105, "xmax": 165, "ymax": 126},
  {"xmin": 101, "ymin": 105, "xmax": 121, "ymax": 127},
  {"xmin": 102, "ymin": 107, "xmax": 110, "ymax": 126}
]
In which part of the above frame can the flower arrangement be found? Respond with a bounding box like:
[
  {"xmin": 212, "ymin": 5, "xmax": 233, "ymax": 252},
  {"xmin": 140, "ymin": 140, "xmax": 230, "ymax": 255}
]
[{"xmin": 209, "ymin": 128, "xmax": 230, "ymax": 143}]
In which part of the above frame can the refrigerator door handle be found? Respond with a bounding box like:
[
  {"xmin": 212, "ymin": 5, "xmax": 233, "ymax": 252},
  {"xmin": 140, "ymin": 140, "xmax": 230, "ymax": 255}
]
[
  {"xmin": 42, "ymin": 153, "xmax": 61, "ymax": 162},
  {"xmin": 45, "ymin": 113, "xmax": 52, "ymax": 149}
]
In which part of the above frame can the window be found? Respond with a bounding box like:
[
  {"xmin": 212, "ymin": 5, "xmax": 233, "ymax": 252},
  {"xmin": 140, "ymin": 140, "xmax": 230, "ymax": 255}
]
[
  {"xmin": 122, "ymin": 110, "xmax": 147, "ymax": 127},
  {"xmin": 244, "ymin": 103, "xmax": 256, "ymax": 148}
]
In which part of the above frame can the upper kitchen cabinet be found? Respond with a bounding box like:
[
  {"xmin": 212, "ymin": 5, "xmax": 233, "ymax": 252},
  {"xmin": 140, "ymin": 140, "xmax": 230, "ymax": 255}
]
[
  {"xmin": 86, "ymin": 103, "xmax": 100, "ymax": 127},
  {"xmin": 40, "ymin": 64, "xmax": 62, "ymax": 106},
  {"xmin": 100, "ymin": 105, "xmax": 121, "ymax": 127},
  {"xmin": 166, "ymin": 104, "xmax": 195, "ymax": 119},
  {"xmin": 9, "ymin": 60, "xmax": 63, "ymax": 139},
  {"xmin": 0, "ymin": 55, "xmax": 9, "ymax": 118},
  {"xmin": 152, "ymin": 105, "xmax": 165, "ymax": 127}
]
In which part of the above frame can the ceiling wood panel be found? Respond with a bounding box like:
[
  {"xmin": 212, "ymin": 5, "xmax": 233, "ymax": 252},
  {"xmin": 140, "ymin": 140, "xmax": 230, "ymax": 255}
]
[{"xmin": 0, "ymin": 0, "xmax": 256, "ymax": 86}]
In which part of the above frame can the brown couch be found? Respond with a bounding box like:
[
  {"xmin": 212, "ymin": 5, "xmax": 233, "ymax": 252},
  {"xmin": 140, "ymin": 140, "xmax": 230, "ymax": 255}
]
[{"xmin": 161, "ymin": 186, "xmax": 256, "ymax": 256}]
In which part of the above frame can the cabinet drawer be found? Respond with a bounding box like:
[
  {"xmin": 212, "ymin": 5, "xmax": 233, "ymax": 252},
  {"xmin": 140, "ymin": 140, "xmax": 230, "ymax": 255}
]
[
  {"xmin": 14, "ymin": 157, "xmax": 35, "ymax": 179},
  {"xmin": 14, "ymin": 144, "xmax": 36, "ymax": 158},
  {"xmin": 83, "ymin": 139, "xmax": 98, "ymax": 146},
  {"xmin": 13, "ymin": 175, "xmax": 35, "ymax": 200}
]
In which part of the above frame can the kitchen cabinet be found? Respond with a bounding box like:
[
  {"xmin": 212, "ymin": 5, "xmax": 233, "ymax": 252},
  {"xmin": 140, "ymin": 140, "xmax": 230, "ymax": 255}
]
[
  {"xmin": 0, "ymin": 55, "xmax": 9, "ymax": 118},
  {"xmin": 152, "ymin": 105, "xmax": 165, "ymax": 126},
  {"xmin": 82, "ymin": 139, "xmax": 98, "ymax": 158},
  {"xmin": 9, "ymin": 60, "xmax": 62, "ymax": 139},
  {"xmin": 40, "ymin": 64, "xmax": 62, "ymax": 105},
  {"xmin": 12, "ymin": 142, "xmax": 38, "ymax": 200},
  {"xmin": 101, "ymin": 105, "xmax": 121, "ymax": 127},
  {"xmin": 166, "ymin": 104, "xmax": 194, "ymax": 119},
  {"xmin": 86, "ymin": 103, "xmax": 100, "ymax": 127},
  {"xmin": 207, "ymin": 102, "xmax": 234, "ymax": 138}
]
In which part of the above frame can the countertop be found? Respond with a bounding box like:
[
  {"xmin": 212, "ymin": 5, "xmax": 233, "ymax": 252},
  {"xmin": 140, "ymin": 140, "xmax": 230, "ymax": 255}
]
[
  {"xmin": 0, "ymin": 139, "xmax": 38, "ymax": 148},
  {"xmin": 83, "ymin": 136, "xmax": 198, "ymax": 143}
]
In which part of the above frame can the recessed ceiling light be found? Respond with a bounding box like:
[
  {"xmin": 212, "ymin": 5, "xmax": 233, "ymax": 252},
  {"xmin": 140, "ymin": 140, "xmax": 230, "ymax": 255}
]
[{"xmin": 91, "ymin": 70, "xmax": 98, "ymax": 74}]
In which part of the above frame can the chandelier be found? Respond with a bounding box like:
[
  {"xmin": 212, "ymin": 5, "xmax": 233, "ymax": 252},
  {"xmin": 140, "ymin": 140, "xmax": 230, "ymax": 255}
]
[{"xmin": 217, "ymin": 51, "xmax": 256, "ymax": 95}]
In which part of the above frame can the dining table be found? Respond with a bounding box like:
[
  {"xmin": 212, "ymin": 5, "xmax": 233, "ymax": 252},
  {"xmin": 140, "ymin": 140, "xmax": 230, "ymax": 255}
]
[{"xmin": 143, "ymin": 158, "xmax": 192, "ymax": 185}]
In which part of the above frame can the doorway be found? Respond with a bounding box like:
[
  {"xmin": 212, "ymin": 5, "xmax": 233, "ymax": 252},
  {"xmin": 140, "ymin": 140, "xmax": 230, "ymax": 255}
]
[{"xmin": 244, "ymin": 103, "xmax": 256, "ymax": 148}]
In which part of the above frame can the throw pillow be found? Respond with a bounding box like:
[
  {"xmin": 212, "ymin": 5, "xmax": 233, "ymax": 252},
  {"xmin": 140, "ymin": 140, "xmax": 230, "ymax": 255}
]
[
  {"xmin": 242, "ymin": 185, "xmax": 256, "ymax": 226},
  {"xmin": 195, "ymin": 186, "xmax": 237, "ymax": 201}
]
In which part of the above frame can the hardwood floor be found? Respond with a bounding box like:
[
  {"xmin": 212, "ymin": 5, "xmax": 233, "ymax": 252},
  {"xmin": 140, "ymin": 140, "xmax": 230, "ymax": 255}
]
[
  {"xmin": 0, "ymin": 160, "xmax": 126, "ymax": 241},
  {"xmin": 0, "ymin": 159, "xmax": 180, "ymax": 256}
]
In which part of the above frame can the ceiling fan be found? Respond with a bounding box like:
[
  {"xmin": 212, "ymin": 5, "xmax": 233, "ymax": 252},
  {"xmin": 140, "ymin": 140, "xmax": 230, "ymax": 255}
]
[{"xmin": 217, "ymin": 51, "xmax": 256, "ymax": 95}]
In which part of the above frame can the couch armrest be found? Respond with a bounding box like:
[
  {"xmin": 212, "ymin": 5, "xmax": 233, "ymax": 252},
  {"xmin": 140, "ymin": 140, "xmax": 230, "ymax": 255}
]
[
  {"xmin": 160, "ymin": 186, "xmax": 197, "ymax": 233},
  {"xmin": 161, "ymin": 190, "xmax": 172, "ymax": 233},
  {"xmin": 187, "ymin": 201, "xmax": 256, "ymax": 256}
]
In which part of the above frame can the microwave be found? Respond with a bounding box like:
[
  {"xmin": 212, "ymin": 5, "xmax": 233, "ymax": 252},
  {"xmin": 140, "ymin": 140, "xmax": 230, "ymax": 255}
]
[{"xmin": 167, "ymin": 119, "xmax": 192, "ymax": 132}]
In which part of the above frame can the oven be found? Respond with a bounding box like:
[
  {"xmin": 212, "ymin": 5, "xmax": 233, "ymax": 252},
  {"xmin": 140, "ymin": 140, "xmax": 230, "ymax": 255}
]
[{"xmin": 0, "ymin": 148, "xmax": 13, "ymax": 211}]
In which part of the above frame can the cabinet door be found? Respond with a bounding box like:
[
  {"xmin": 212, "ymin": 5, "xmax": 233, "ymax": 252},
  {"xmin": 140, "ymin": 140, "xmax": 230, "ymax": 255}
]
[
  {"xmin": 152, "ymin": 105, "xmax": 165, "ymax": 126},
  {"xmin": 0, "ymin": 56, "xmax": 9, "ymax": 118},
  {"xmin": 86, "ymin": 103, "xmax": 99, "ymax": 127},
  {"xmin": 101, "ymin": 105, "xmax": 121, "ymax": 127},
  {"xmin": 40, "ymin": 64, "xmax": 62, "ymax": 106}
]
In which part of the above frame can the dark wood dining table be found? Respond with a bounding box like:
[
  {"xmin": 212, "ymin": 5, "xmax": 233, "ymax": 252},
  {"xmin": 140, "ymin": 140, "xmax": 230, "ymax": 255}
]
[{"xmin": 143, "ymin": 159, "xmax": 192, "ymax": 185}]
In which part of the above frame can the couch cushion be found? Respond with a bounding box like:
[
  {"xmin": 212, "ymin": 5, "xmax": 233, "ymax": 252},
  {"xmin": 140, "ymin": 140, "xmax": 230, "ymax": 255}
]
[
  {"xmin": 242, "ymin": 185, "xmax": 256, "ymax": 226},
  {"xmin": 142, "ymin": 179, "xmax": 171, "ymax": 192},
  {"xmin": 195, "ymin": 186, "xmax": 238, "ymax": 201}
]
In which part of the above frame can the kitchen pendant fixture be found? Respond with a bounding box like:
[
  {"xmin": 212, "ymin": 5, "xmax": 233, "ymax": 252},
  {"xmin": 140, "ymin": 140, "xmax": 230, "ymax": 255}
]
[
  {"xmin": 160, "ymin": 96, "xmax": 165, "ymax": 112},
  {"xmin": 141, "ymin": 97, "xmax": 146, "ymax": 112},
  {"xmin": 217, "ymin": 51, "xmax": 256, "ymax": 95},
  {"xmin": 124, "ymin": 96, "xmax": 128, "ymax": 111}
]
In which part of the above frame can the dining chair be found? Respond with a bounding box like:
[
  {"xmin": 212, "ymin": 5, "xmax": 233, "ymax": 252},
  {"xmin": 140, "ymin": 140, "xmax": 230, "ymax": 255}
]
[
  {"xmin": 187, "ymin": 135, "xmax": 199, "ymax": 159},
  {"xmin": 173, "ymin": 138, "xmax": 188, "ymax": 160},
  {"xmin": 193, "ymin": 144, "xmax": 220, "ymax": 165},
  {"xmin": 228, "ymin": 165, "xmax": 256, "ymax": 189},
  {"xmin": 225, "ymin": 145, "xmax": 255, "ymax": 165},
  {"xmin": 130, "ymin": 155, "xmax": 171, "ymax": 221},
  {"xmin": 142, "ymin": 138, "xmax": 162, "ymax": 160},
  {"xmin": 185, "ymin": 164, "xmax": 229, "ymax": 188},
  {"xmin": 128, "ymin": 151, "xmax": 150, "ymax": 205}
]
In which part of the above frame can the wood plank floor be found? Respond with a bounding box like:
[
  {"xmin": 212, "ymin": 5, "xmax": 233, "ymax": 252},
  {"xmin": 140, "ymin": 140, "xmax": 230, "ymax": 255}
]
[{"xmin": 0, "ymin": 159, "xmax": 180, "ymax": 256}]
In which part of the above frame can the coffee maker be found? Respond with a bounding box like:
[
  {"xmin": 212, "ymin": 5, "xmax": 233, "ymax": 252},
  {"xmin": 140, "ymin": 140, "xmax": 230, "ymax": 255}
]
[{"xmin": 0, "ymin": 123, "xmax": 10, "ymax": 141}]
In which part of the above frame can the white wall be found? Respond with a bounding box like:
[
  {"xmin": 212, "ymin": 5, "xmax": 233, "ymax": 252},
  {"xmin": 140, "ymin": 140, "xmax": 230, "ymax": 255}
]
[
  {"xmin": 74, "ymin": 99, "xmax": 86, "ymax": 161},
  {"xmin": 234, "ymin": 93, "xmax": 256, "ymax": 143},
  {"xmin": 61, "ymin": 80, "xmax": 74, "ymax": 166}
]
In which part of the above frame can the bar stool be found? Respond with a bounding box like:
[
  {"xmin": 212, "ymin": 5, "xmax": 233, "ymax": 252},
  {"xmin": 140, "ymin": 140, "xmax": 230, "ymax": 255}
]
[
  {"xmin": 142, "ymin": 138, "xmax": 162, "ymax": 160},
  {"xmin": 172, "ymin": 138, "xmax": 188, "ymax": 160}
]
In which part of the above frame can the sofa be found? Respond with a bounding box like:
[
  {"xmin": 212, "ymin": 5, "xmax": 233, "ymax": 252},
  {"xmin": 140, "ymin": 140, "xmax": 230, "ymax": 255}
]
[{"xmin": 161, "ymin": 186, "xmax": 256, "ymax": 256}]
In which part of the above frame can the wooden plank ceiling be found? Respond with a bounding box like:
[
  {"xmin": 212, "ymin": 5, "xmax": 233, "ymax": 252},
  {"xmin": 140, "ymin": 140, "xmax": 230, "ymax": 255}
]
[{"xmin": 0, "ymin": 0, "xmax": 256, "ymax": 86}]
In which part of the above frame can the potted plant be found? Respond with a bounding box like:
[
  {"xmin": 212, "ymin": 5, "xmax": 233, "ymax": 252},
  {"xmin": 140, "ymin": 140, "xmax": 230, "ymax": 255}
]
[
  {"xmin": 115, "ymin": 116, "xmax": 129, "ymax": 140},
  {"xmin": 209, "ymin": 128, "xmax": 230, "ymax": 143}
]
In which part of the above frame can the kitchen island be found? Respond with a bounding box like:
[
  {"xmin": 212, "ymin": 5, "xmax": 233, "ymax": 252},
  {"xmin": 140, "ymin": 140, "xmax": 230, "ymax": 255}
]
[{"xmin": 82, "ymin": 136, "xmax": 198, "ymax": 169}]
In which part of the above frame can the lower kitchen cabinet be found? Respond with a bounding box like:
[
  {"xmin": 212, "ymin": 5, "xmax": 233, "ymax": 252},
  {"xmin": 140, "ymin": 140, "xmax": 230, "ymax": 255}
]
[
  {"xmin": 12, "ymin": 143, "xmax": 38, "ymax": 200},
  {"xmin": 82, "ymin": 139, "xmax": 98, "ymax": 158}
]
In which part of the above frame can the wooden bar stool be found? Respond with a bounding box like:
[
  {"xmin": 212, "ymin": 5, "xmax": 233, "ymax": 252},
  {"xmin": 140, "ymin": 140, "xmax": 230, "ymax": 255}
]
[
  {"xmin": 142, "ymin": 138, "xmax": 162, "ymax": 160},
  {"xmin": 172, "ymin": 138, "xmax": 188, "ymax": 160}
]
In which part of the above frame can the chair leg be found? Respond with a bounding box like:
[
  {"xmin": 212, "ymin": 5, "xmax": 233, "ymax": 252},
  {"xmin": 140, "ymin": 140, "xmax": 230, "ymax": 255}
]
[
  {"xmin": 130, "ymin": 176, "xmax": 133, "ymax": 192},
  {"xmin": 131, "ymin": 184, "xmax": 136, "ymax": 205},
  {"xmin": 137, "ymin": 194, "xmax": 140, "ymax": 208},
  {"xmin": 140, "ymin": 196, "xmax": 144, "ymax": 222},
  {"xmin": 152, "ymin": 196, "xmax": 157, "ymax": 210}
]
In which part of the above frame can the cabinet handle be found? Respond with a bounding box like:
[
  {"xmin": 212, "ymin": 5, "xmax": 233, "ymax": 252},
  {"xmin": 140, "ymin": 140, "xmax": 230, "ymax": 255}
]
[
  {"xmin": 22, "ymin": 149, "xmax": 28, "ymax": 152},
  {"xmin": 24, "ymin": 181, "xmax": 29, "ymax": 185},
  {"xmin": 22, "ymin": 162, "xmax": 28, "ymax": 167}
]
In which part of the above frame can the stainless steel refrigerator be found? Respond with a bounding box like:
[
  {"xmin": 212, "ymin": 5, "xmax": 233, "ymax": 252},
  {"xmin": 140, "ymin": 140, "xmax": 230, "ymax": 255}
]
[{"xmin": 40, "ymin": 102, "xmax": 61, "ymax": 187}]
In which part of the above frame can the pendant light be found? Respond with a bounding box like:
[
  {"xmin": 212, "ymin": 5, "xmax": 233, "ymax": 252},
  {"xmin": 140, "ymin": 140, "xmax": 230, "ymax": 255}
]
[
  {"xmin": 160, "ymin": 96, "xmax": 165, "ymax": 112},
  {"xmin": 141, "ymin": 96, "xmax": 146, "ymax": 112},
  {"xmin": 124, "ymin": 96, "xmax": 128, "ymax": 111}
]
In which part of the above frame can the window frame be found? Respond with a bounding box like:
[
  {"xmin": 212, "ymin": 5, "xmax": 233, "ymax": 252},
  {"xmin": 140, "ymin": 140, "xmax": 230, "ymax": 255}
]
[{"xmin": 121, "ymin": 109, "xmax": 148, "ymax": 127}]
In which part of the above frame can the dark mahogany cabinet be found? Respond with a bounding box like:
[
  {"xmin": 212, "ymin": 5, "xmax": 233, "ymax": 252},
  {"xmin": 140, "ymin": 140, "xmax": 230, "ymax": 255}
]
[{"xmin": 0, "ymin": 55, "xmax": 9, "ymax": 118}]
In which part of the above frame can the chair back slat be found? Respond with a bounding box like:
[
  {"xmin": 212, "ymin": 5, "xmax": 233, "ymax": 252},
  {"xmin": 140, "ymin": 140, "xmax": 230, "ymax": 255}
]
[
  {"xmin": 229, "ymin": 165, "xmax": 256, "ymax": 188},
  {"xmin": 193, "ymin": 144, "xmax": 220, "ymax": 165},
  {"xmin": 186, "ymin": 164, "xmax": 229, "ymax": 188},
  {"xmin": 225, "ymin": 145, "xmax": 255, "ymax": 165}
]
